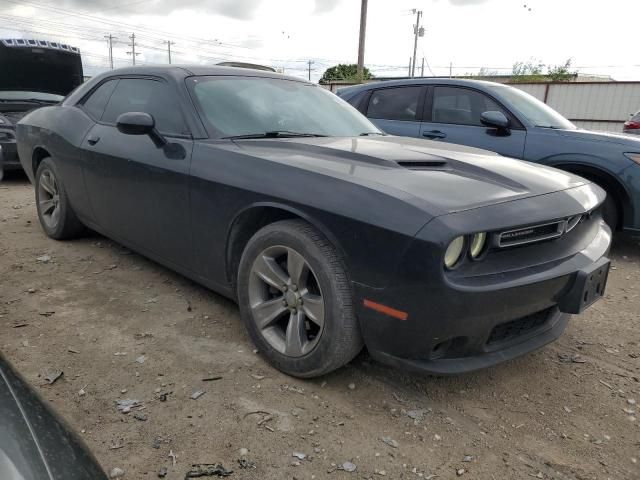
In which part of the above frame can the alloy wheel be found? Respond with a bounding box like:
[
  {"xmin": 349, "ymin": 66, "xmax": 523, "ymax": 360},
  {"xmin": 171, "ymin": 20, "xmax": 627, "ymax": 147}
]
[
  {"xmin": 248, "ymin": 245, "xmax": 325, "ymax": 357},
  {"xmin": 38, "ymin": 169, "xmax": 60, "ymax": 229}
]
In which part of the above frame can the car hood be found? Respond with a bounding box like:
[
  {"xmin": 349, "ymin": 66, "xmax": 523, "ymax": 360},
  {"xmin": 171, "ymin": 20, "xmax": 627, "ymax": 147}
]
[
  {"xmin": 555, "ymin": 128, "xmax": 640, "ymax": 148},
  {"xmin": 0, "ymin": 43, "xmax": 83, "ymax": 96},
  {"xmin": 229, "ymin": 135, "xmax": 588, "ymax": 214}
]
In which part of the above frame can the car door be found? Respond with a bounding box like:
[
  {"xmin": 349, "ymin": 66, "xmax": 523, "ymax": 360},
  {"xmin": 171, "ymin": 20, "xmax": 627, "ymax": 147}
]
[
  {"xmin": 363, "ymin": 85, "xmax": 425, "ymax": 137},
  {"xmin": 80, "ymin": 77, "xmax": 195, "ymax": 270},
  {"xmin": 420, "ymin": 85, "xmax": 527, "ymax": 159}
]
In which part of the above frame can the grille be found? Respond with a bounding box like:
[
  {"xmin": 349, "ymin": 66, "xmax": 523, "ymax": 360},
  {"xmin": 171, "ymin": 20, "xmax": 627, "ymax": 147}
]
[
  {"xmin": 498, "ymin": 221, "xmax": 564, "ymax": 247},
  {"xmin": 486, "ymin": 308, "xmax": 553, "ymax": 346}
]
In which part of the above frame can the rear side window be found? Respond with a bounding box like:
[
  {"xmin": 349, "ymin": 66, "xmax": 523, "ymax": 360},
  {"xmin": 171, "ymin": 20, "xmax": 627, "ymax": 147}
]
[
  {"xmin": 432, "ymin": 86, "xmax": 504, "ymax": 126},
  {"xmin": 344, "ymin": 90, "xmax": 367, "ymax": 110},
  {"xmin": 367, "ymin": 86, "xmax": 422, "ymax": 121},
  {"xmin": 632, "ymin": 111, "xmax": 640, "ymax": 122},
  {"xmin": 102, "ymin": 78, "xmax": 187, "ymax": 136},
  {"xmin": 81, "ymin": 79, "xmax": 118, "ymax": 120}
]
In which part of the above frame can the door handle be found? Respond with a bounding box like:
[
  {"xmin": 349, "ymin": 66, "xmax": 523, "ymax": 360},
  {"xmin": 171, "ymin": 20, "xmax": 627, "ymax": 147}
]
[
  {"xmin": 87, "ymin": 135, "xmax": 100, "ymax": 146},
  {"xmin": 423, "ymin": 130, "xmax": 447, "ymax": 139}
]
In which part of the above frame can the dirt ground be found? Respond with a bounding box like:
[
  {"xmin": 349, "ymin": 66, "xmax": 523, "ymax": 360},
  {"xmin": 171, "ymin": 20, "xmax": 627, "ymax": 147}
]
[{"xmin": 1, "ymin": 172, "xmax": 639, "ymax": 480}]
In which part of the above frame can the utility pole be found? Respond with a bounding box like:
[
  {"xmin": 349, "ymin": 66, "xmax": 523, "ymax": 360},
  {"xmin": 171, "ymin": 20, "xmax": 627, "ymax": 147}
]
[
  {"xmin": 356, "ymin": 0, "xmax": 368, "ymax": 78},
  {"xmin": 449, "ymin": 61, "xmax": 453, "ymax": 78},
  {"xmin": 421, "ymin": 57, "xmax": 425, "ymax": 77},
  {"xmin": 164, "ymin": 40, "xmax": 175, "ymax": 64},
  {"xmin": 411, "ymin": 9, "xmax": 423, "ymax": 78},
  {"xmin": 127, "ymin": 33, "xmax": 140, "ymax": 65},
  {"xmin": 104, "ymin": 34, "xmax": 116, "ymax": 70},
  {"xmin": 408, "ymin": 57, "xmax": 412, "ymax": 77},
  {"xmin": 307, "ymin": 60, "xmax": 314, "ymax": 81}
]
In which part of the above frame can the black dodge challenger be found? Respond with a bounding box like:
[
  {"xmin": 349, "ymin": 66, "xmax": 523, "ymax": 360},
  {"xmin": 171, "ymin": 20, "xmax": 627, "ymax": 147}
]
[{"xmin": 16, "ymin": 66, "xmax": 611, "ymax": 378}]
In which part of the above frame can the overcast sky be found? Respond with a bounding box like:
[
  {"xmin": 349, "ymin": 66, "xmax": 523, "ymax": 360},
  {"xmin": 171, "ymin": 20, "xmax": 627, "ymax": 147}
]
[{"xmin": 0, "ymin": 0, "xmax": 638, "ymax": 82}]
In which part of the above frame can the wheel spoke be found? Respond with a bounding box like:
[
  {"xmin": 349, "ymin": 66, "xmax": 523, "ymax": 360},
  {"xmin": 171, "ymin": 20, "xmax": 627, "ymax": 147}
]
[
  {"xmin": 301, "ymin": 293, "xmax": 324, "ymax": 328},
  {"xmin": 252, "ymin": 296, "xmax": 287, "ymax": 329},
  {"xmin": 285, "ymin": 310, "xmax": 307, "ymax": 357},
  {"xmin": 40, "ymin": 174, "xmax": 55, "ymax": 195},
  {"xmin": 39, "ymin": 199, "xmax": 56, "ymax": 215},
  {"xmin": 253, "ymin": 254, "xmax": 289, "ymax": 291},
  {"xmin": 50, "ymin": 205, "xmax": 60, "ymax": 225},
  {"xmin": 287, "ymin": 248, "xmax": 308, "ymax": 287}
]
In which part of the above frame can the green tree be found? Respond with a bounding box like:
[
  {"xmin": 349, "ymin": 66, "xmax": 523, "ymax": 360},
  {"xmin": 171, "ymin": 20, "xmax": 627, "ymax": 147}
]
[
  {"xmin": 510, "ymin": 59, "xmax": 546, "ymax": 83},
  {"xmin": 547, "ymin": 59, "xmax": 577, "ymax": 82},
  {"xmin": 510, "ymin": 58, "xmax": 577, "ymax": 83},
  {"xmin": 320, "ymin": 64, "xmax": 373, "ymax": 83}
]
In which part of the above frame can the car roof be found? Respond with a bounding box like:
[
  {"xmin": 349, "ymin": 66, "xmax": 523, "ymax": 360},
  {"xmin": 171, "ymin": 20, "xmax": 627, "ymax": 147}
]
[
  {"xmin": 95, "ymin": 65, "xmax": 303, "ymax": 83},
  {"xmin": 63, "ymin": 65, "xmax": 311, "ymax": 106},
  {"xmin": 339, "ymin": 77, "xmax": 506, "ymax": 95}
]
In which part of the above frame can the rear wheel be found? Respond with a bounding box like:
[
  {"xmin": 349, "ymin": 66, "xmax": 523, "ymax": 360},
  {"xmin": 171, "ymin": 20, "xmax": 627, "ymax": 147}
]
[
  {"xmin": 237, "ymin": 220, "xmax": 363, "ymax": 378},
  {"xmin": 35, "ymin": 157, "xmax": 84, "ymax": 239}
]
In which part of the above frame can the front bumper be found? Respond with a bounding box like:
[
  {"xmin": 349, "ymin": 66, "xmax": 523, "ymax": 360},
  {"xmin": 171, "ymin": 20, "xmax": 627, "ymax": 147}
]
[
  {"xmin": 354, "ymin": 217, "xmax": 611, "ymax": 375},
  {"xmin": 0, "ymin": 129, "xmax": 22, "ymax": 173}
]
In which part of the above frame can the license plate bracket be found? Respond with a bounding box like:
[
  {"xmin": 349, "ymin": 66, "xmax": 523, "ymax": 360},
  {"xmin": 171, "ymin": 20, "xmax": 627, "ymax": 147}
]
[{"xmin": 559, "ymin": 258, "xmax": 610, "ymax": 314}]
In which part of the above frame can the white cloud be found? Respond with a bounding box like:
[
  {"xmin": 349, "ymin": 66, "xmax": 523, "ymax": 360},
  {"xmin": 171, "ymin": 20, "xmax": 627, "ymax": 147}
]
[{"xmin": 0, "ymin": 0, "xmax": 638, "ymax": 81}]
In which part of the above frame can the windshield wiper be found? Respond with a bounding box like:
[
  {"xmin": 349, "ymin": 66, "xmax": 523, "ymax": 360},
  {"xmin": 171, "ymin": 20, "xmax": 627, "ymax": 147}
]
[
  {"xmin": 359, "ymin": 132, "xmax": 385, "ymax": 136},
  {"xmin": 534, "ymin": 125, "xmax": 562, "ymax": 129},
  {"xmin": 0, "ymin": 98, "xmax": 58, "ymax": 105},
  {"xmin": 223, "ymin": 131, "xmax": 328, "ymax": 140}
]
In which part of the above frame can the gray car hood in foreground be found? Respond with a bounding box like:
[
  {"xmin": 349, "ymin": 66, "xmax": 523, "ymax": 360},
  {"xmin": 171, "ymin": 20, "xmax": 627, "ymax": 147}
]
[{"xmin": 229, "ymin": 135, "xmax": 589, "ymax": 214}]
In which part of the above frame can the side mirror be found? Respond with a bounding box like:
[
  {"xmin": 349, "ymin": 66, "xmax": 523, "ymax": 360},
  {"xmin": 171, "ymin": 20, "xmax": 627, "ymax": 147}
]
[
  {"xmin": 116, "ymin": 112, "xmax": 167, "ymax": 148},
  {"xmin": 116, "ymin": 112, "xmax": 155, "ymax": 135},
  {"xmin": 480, "ymin": 111, "xmax": 510, "ymax": 130}
]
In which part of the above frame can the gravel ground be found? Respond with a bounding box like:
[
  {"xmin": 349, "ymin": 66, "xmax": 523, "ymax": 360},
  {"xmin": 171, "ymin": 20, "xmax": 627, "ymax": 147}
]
[{"xmin": 1, "ymin": 172, "xmax": 639, "ymax": 480}]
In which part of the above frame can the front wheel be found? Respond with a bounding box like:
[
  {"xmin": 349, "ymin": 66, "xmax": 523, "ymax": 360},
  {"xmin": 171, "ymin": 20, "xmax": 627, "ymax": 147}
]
[
  {"xmin": 237, "ymin": 220, "xmax": 363, "ymax": 378},
  {"xmin": 35, "ymin": 157, "xmax": 84, "ymax": 240}
]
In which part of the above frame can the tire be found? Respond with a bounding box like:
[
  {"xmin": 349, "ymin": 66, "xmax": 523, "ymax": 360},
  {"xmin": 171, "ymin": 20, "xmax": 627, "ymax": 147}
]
[
  {"xmin": 35, "ymin": 157, "xmax": 85, "ymax": 240},
  {"xmin": 601, "ymin": 192, "xmax": 618, "ymax": 232},
  {"xmin": 237, "ymin": 219, "xmax": 363, "ymax": 378}
]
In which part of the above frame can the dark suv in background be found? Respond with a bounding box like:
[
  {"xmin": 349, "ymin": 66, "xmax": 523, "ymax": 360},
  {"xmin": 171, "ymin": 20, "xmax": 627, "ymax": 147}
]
[
  {"xmin": 0, "ymin": 38, "xmax": 83, "ymax": 180},
  {"xmin": 338, "ymin": 79, "xmax": 640, "ymax": 235}
]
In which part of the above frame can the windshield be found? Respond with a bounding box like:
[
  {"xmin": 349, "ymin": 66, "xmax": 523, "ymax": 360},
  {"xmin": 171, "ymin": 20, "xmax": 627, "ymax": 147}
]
[
  {"xmin": 486, "ymin": 84, "xmax": 576, "ymax": 130},
  {"xmin": 188, "ymin": 76, "xmax": 381, "ymax": 138},
  {"xmin": 0, "ymin": 91, "xmax": 63, "ymax": 102}
]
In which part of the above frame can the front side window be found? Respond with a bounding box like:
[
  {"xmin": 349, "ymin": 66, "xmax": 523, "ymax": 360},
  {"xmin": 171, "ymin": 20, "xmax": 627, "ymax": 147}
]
[
  {"xmin": 81, "ymin": 79, "xmax": 118, "ymax": 120},
  {"xmin": 485, "ymin": 84, "xmax": 576, "ymax": 130},
  {"xmin": 102, "ymin": 78, "xmax": 187, "ymax": 135},
  {"xmin": 432, "ymin": 86, "xmax": 505, "ymax": 126},
  {"xmin": 367, "ymin": 87, "xmax": 422, "ymax": 121},
  {"xmin": 188, "ymin": 76, "xmax": 380, "ymax": 138}
]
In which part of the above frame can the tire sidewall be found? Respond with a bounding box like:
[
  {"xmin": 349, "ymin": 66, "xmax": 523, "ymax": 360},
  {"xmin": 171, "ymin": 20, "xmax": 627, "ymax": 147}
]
[
  {"xmin": 601, "ymin": 194, "xmax": 618, "ymax": 231},
  {"xmin": 35, "ymin": 157, "xmax": 70, "ymax": 239},
  {"xmin": 237, "ymin": 224, "xmax": 354, "ymax": 377}
]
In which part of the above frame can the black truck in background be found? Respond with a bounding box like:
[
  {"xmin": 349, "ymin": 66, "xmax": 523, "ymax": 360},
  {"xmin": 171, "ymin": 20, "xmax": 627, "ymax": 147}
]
[{"xmin": 0, "ymin": 39, "xmax": 83, "ymax": 180}]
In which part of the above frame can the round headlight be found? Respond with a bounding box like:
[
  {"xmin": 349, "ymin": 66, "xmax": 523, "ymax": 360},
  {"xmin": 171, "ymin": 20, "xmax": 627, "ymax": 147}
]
[
  {"xmin": 469, "ymin": 232, "xmax": 487, "ymax": 259},
  {"xmin": 444, "ymin": 236, "xmax": 465, "ymax": 269}
]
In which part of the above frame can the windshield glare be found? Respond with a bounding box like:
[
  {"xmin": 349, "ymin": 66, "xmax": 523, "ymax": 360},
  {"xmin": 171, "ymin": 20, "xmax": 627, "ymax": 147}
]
[
  {"xmin": 189, "ymin": 76, "xmax": 381, "ymax": 138},
  {"xmin": 0, "ymin": 91, "xmax": 64, "ymax": 102},
  {"xmin": 487, "ymin": 85, "xmax": 576, "ymax": 130}
]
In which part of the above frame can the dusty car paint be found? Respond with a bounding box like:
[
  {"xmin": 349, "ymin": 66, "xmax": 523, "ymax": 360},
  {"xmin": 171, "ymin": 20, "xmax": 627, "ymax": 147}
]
[
  {"xmin": 0, "ymin": 354, "xmax": 107, "ymax": 479},
  {"xmin": 17, "ymin": 66, "xmax": 611, "ymax": 374}
]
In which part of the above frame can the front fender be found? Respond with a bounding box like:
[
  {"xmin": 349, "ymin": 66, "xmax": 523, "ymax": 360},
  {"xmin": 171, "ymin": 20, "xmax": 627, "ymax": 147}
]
[{"xmin": 541, "ymin": 155, "xmax": 638, "ymax": 230}]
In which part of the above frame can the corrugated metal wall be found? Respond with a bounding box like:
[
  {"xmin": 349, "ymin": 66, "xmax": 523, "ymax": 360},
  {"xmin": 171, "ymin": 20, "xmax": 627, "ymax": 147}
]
[{"xmin": 512, "ymin": 82, "xmax": 640, "ymax": 132}]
